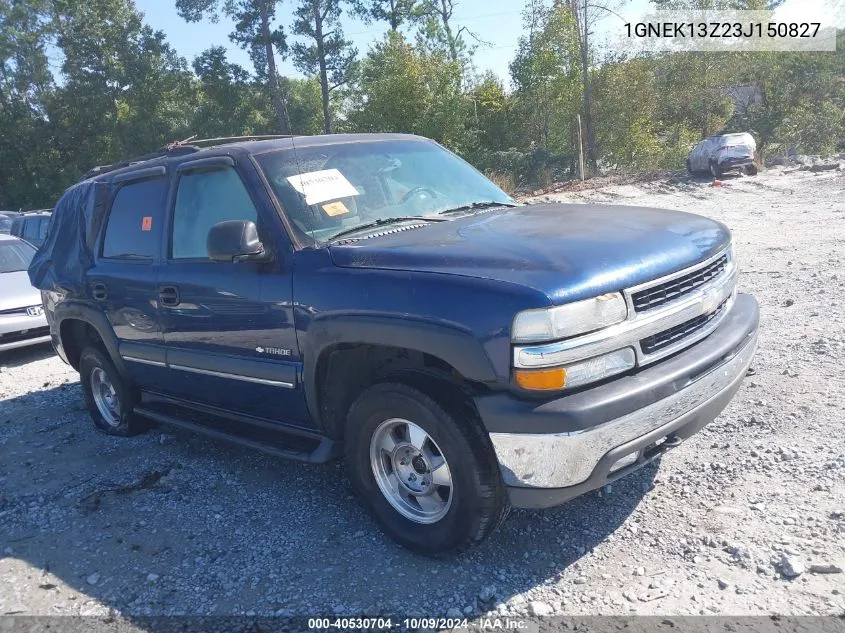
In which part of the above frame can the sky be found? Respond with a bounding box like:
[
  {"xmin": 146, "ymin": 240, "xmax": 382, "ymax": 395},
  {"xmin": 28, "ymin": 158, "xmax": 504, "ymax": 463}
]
[
  {"xmin": 134, "ymin": 0, "xmax": 651, "ymax": 85},
  {"xmin": 133, "ymin": 0, "xmax": 843, "ymax": 84}
]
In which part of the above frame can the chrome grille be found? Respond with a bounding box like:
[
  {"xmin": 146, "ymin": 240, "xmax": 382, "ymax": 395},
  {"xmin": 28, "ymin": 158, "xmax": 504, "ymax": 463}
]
[
  {"xmin": 632, "ymin": 254, "xmax": 729, "ymax": 312},
  {"xmin": 640, "ymin": 299, "xmax": 728, "ymax": 355}
]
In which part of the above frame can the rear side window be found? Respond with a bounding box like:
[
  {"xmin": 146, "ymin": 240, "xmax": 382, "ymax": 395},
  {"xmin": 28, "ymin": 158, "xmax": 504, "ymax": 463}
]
[
  {"xmin": 101, "ymin": 178, "xmax": 168, "ymax": 260},
  {"xmin": 23, "ymin": 219, "xmax": 40, "ymax": 240},
  {"xmin": 171, "ymin": 167, "xmax": 259, "ymax": 260}
]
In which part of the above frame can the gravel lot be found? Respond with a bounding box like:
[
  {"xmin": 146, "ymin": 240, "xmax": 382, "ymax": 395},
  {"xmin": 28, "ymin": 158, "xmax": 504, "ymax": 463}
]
[{"xmin": 1, "ymin": 166, "xmax": 843, "ymax": 621}]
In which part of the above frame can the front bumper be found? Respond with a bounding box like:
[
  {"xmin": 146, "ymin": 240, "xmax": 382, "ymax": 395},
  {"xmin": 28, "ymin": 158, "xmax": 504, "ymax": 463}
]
[
  {"xmin": 479, "ymin": 293, "xmax": 759, "ymax": 509},
  {"xmin": 0, "ymin": 312, "xmax": 51, "ymax": 352}
]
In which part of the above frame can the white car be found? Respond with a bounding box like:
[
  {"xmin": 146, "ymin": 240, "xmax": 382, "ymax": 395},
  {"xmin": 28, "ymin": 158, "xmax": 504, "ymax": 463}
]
[
  {"xmin": 0, "ymin": 234, "xmax": 50, "ymax": 352},
  {"xmin": 687, "ymin": 132, "xmax": 758, "ymax": 177}
]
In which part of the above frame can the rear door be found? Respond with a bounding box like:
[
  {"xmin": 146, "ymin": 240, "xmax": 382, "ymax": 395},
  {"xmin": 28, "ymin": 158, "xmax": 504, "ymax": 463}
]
[
  {"xmin": 87, "ymin": 170, "xmax": 170, "ymax": 390},
  {"xmin": 156, "ymin": 156, "xmax": 307, "ymax": 424}
]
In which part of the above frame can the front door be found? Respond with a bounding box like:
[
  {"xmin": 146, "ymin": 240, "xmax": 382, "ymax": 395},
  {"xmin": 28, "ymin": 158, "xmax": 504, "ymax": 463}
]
[
  {"xmin": 89, "ymin": 174, "xmax": 170, "ymax": 390},
  {"xmin": 157, "ymin": 158, "xmax": 308, "ymax": 424}
]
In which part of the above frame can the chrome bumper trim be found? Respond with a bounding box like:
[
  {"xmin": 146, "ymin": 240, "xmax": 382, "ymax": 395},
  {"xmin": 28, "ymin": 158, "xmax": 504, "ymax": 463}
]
[
  {"xmin": 492, "ymin": 326, "xmax": 758, "ymax": 489},
  {"xmin": 0, "ymin": 334, "xmax": 52, "ymax": 352}
]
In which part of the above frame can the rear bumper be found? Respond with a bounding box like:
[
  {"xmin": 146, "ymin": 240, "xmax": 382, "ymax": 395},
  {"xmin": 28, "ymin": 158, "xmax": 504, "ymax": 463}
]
[
  {"xmin": 479, "ymin": 293, "xmax": 759, "ymax": 508},
  {"xmin": 717, "ymin": 157, "xmax": 755, "ymax": 169}
]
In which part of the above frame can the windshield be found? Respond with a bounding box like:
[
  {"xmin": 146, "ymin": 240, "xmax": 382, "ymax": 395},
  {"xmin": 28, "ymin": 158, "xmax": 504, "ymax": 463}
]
[
  {"xmin": 0, "ymin": 240, "xmax": 36, "ymax": 273},
  {"xmin": 0, "ymin": 215, "xmax": 11, "ymax": 234},
  {"xmin": 255, "ymin": 139, "xmax": 515, "ymax": 242}
]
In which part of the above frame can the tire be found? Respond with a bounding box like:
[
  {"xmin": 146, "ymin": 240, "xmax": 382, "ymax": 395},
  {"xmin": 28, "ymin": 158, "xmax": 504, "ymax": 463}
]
[
  {"xmin": 79, "ymin": 346, "xmax": 146, "ymax": 436},
  {"xmin": 746, "ymin": 164, "xmax": 758, "ymax": 176},
  {"xmin": 345, "ymin": 382, "xmax": 510, "ymax": 556},
  {"xmin": 709, "ymin": 161, "xmax": 721, "ymax": 178}
]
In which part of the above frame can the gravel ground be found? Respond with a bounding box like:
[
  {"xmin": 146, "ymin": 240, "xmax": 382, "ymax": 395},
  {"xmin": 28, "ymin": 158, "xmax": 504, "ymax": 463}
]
[{"xmin": 1, "ymin": 166, "xmax": 844, "ymax": 621}]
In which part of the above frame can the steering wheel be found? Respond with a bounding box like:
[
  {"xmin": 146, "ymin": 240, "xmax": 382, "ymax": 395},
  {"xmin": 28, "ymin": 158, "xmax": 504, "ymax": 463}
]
[{"xmin": 399, "ymin": 187, "xmax": 439, "ymax": 205}]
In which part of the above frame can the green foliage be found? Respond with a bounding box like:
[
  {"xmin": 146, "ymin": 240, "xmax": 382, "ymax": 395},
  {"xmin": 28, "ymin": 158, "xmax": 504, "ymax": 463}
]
[
  {"xmin": 352, "ymin": 0, "xmax": 417, "ymax": 31},
  {"xmin": 0, "ymin": 0, "xmax": 842, "ymax": 211},
  {"xmin": 509, "ymin": 1, "xmax": 582, "ymax": 152},
  {"xmin": 346, "ymin": 31, "xmax": 464, "ymax": 146},
  {"xmin": 291, "ymin": 0, "xmax": 358, "ymax": 133}
]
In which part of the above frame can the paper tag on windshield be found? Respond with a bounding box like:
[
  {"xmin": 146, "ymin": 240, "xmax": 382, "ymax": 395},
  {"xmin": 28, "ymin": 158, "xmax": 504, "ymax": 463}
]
[
  {"xmin": 322, "ymin": 201, "xmax": 350, "ymax": 217},
  {"xmin": 286, "ymin": 169, "xmax": 359, "ymax": 206}
]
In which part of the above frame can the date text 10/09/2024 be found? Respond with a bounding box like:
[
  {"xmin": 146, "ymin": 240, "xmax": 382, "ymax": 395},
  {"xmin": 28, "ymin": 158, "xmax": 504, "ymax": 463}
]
[
  {"xmin": 624, "ymin": 21, "xmax": 822, "ymax": 39},
  {"xmin": 307, "ymin": 618, "xmax": 532, "ymax": 630}
]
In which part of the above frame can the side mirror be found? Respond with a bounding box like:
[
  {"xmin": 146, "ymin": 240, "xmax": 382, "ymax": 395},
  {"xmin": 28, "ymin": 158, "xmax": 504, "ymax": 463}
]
[{"xmin": 207, "ymin": 220, "xmax": 272, "ymax": 263}]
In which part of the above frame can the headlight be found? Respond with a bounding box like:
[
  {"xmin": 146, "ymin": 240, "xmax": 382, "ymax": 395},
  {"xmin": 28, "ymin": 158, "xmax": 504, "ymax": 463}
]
[
  {"xmin": 511, "ymin": 292, "xmax": 628, "ymax": 343},
  {"xmin": 514, "ymin": 348, "xmax": 635, "ymax": 391}
]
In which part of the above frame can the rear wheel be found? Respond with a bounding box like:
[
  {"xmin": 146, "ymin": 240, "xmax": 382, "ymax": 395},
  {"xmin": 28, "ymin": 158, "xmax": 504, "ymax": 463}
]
[
  {"xmin": 79, "ymin": 347, "xmax": 146, "ymax": 436},
  {"xmin": 345, "ymin": 382, "xmax": 509, "ymax": 555},
  {"xmin": 746, "ymin": 163, "xmax": 758, "ymax": 176},
  {"xmin": 709, "ymin": 160, "xmax": 722, "ymax": 178}
]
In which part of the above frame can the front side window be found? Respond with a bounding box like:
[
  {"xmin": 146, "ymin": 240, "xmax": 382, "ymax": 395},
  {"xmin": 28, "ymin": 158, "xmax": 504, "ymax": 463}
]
[
  {"xmin": 101, "ymin": 178, "xmax": 168, "ymax": 260},
  {"xmin": 254, "ymin": 140, "xmax": 515, "ymax": 243},
  {"xmin": 171, "ymin": 167, "xmax": 259, "ymax": 260},
  {"xmin": 0, "ymin": 240, "xmax": 36, "ymax": 273},
  {"xmin": 38, "ymin": 217, "xmax": 50, "ymax": 241}
]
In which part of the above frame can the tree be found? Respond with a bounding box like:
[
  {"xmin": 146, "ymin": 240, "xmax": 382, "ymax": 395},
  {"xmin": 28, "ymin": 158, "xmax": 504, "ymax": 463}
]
[
  {"xmin": 192, "ymin": 46, "xmax": 269, "ymax": 137},
  {"xmin": 353, "ymin": 0, "xmax": 417, "ymax": 31},
  {"xmin": 291, "ymin": 0, "xmax": 357, "ymax": 134},
  {"xmin": 279, "ymin": 76, "xmax": 326, "ymax": 135},
  {"xmin": 592, "ymin": 55, "xmax": 664, "ymax": 169},
  {"xmin": 466, "ymin": 71, "xmax": 513, "ymax": 155},
  {"xmin": 175, "ymin": 0, "xmax": 291, "ymax": 134},
  {"xmin": 567, "ymin": 0, "xmax": 633, "ymax": 173},
  {"xmin": 414, "ymin": 0, "xmax": 483, "ymax": 73},
  {"xmin": 0, "ymin": 0, "xmax": 57, "ymax": 207},
  {"xmin": 509, "ymin": 0, "xmax": 581, "ymax": 151},
  {"xmin": 731, "ymin": 32, "xmax": 845, "ymax": 157},
  {"xmin": 347, "ymin": 31, "xmax": 464, "ymax": 146}
]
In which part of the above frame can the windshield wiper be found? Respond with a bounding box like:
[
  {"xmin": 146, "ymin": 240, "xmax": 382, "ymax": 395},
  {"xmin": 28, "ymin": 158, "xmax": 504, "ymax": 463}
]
[
  {"xmin": 328, "ymin": 216, "xmax": 444, "ymax": 243},
  {"xmin": 437, "ymin": 201, "xmax": 519, "ymax": 216}
]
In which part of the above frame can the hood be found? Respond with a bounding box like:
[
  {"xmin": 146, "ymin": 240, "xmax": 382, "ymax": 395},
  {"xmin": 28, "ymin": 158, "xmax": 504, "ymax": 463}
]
[
  {"xmin": 0, "ymin": 270, "xmax": 42, "ymax": 312},
  {"xmin": 329, "ymin": 203, "xmax": 731, "ymax": 305}
]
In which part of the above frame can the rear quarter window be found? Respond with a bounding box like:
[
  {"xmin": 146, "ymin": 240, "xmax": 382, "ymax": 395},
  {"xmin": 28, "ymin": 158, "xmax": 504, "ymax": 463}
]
[{"xmin": 101, "ymin": 177, "xmax": 168, "ymax": 260}]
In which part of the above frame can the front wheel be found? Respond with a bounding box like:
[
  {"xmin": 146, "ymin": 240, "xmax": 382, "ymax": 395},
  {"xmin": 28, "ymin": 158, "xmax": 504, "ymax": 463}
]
[{"xmin": 345, "ymin": 382, "xmax": 510, "ymax": 555}]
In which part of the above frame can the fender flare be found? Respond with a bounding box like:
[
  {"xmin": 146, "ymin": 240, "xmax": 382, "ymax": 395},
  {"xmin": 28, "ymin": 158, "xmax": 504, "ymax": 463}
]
[
  {"xmin": 52, "ymin": 301, "xmax": 127, "ymax": 378},
  {"xmin": 302, "ymin": 315, "xmax": 499, "ymax": 429}
]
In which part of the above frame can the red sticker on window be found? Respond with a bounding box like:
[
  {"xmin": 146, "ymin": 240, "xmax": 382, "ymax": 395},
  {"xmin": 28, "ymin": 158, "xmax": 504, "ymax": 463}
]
[{"xmin": 141, "ymin": 216, "xmax": 152, "ymax": 231}]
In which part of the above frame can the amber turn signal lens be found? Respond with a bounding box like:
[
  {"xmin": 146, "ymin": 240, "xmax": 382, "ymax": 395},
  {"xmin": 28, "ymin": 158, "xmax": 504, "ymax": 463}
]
[{"xmin": 514, "ymin": 368, "xmax": 566, "ymax": 391}]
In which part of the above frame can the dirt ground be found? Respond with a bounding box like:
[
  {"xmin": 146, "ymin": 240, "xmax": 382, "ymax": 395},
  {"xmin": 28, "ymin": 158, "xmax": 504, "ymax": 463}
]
[{"xmin": 1, "ymin": 165, "xmax": 843, "ymax": 622}]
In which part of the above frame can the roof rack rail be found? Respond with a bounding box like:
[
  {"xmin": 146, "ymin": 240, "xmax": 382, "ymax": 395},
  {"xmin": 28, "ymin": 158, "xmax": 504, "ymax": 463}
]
[
  {"xmin": 78, "ymin": 134, "xmax": 300, "ymax": 182},
  {"xmin": 186, "ymin": 134, "xmax": 299, "ymax": 146},
  {"xmin": 80, "ymin": 141, "xmax": 201, "ymax": 181}
]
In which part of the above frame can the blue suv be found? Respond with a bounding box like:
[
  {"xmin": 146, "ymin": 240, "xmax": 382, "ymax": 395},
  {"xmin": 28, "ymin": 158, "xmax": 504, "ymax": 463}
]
[{"xmin": 30, "ymin": 134, "xmax": 759, "ymax": 554}]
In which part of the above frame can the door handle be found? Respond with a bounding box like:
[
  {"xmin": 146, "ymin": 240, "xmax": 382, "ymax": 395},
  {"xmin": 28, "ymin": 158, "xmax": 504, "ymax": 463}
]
[
  {"xmin": 91, "ymin": 282, "xmax": 108, "ymax": 301},
  {"xmin": 158, "ymin": 286, "xmax": 180, "ymax": 307}
]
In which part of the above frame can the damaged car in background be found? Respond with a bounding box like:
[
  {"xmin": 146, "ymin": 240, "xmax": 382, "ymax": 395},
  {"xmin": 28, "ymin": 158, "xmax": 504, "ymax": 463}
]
[{"xmin": 688, "ymin": 132, "xmax": 759, "ymax": 177}]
